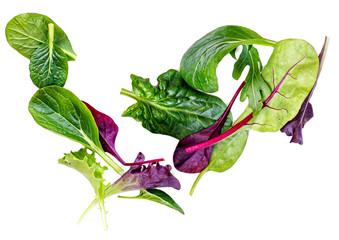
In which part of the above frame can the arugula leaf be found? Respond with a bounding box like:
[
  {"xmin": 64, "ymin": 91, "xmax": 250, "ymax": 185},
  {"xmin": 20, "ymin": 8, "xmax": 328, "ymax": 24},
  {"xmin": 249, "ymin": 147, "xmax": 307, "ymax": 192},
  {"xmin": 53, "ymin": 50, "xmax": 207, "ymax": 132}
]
[
  {"xmin": 232, "ymin": 45, "xmax": 271, "ymax": 112},
  {"xmin": 5, "ymin": 13, "xmax": 76, "ymax": 61},
  {"xmin": 29, "ymin": 24, "xmax": 68, "ymax": 88},
  {"xmin": 29, "ymin": 86, "xmax": 123, "ymax": 174},
  {"xmin": 121, "ymin": 69, "xmax": 228, "ymax": 140},
  {"xmin": 180, "ymin": 25, "xmax": 275, "ymax": 93},
  {"xmin": 59, "ymin": 148, "xmax": 109, "ymax": 228},
  {"xmin": 119, "ymin": 189, "xmax": 184, "ymax": 214}
]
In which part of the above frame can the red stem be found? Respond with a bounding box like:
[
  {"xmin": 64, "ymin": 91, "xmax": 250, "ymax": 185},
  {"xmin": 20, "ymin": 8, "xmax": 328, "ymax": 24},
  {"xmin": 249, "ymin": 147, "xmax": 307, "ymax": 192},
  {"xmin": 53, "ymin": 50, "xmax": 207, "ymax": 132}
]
[{"xmin": 123, "ymin": 158, "xmax": 164, "ymax": 166}]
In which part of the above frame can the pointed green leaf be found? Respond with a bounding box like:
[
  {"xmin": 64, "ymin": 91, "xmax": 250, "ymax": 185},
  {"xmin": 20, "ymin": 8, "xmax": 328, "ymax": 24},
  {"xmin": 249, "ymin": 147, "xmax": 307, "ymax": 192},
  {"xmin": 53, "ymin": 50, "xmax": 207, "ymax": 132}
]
[
  {"xmin": 119, "ymin": 189, "xmax": 184, "ymax": 214},
  {"xmin": 5, "ymin": 13, "xmax": 76, "ymax": 60},
  {"xmin": 180, "ymin": 25, "xmax": 275, "ymax": 92},
  {"xmin": 121, "ymin": 69, "xmax": 231, "ymax": 140}
]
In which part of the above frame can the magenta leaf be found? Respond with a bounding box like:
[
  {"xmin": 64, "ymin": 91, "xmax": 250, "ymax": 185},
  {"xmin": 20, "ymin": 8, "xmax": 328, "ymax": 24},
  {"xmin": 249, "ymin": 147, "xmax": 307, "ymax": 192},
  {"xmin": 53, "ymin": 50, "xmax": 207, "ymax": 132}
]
[
  {"xmin": 83, "ymin": 101, "xmax": 163, "ymax": 166},
  {"xmin": 110, "ymin": 152, "xmax": 181, "ymax": 192},
  {"xmin": 173, "ymin": 81, "xmax": 245, "ymax": 173}
]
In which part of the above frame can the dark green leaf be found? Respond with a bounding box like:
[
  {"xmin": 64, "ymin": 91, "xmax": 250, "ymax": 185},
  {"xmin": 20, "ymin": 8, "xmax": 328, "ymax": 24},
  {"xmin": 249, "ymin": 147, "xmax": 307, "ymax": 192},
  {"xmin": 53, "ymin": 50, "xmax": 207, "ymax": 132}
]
[
  {"xmin": 119, "ymin": 189, "xmax": 184, "ymax": 214},
  {"xmin": 233, "ymin": 45, "xmax": 271, "ymax": 112},
  {"xmin": 180, "ymin": 25, "xmax": 275, "ymax": 92},
  {"xmin": 29, "ymin": 42, "xmax": 68, "ymax": 88},
  {"xmin": 121, "ymin": 69, "xmax": 231, "ymax": 140},
  {"xmin": 28, "ymin": 85, "xmax": 101, "ymax": 149},
  {"xmin": 5, "ymin": 13, "xmax": 76, "ymax": 60}
]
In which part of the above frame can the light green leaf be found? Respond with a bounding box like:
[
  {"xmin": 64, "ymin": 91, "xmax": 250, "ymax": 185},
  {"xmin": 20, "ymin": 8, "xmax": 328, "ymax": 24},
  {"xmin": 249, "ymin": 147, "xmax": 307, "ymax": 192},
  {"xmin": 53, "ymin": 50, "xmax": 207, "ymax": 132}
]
[
  {"xmin": 29, "ymin": 24, "xmax": 68, "ymax": 88},
  {"xmin": 180, "ymin": 25, "xmax": 275, "ymax": 92},
  {"xmin": 233, "ymin": 45, "xmax": 271, "ymax": 112},
  {"xmin": 119, "ymin": 189, "xmax": 184, "ymax": 214},
  {"xmin": 121, "ymin": 69, "xmax": 231, "ymax": 140},
  {"xmin": 238, "ymin": 39, "xmax": 319, "ymax": 132},
  {"xmin": 59, "ymin": 148, "xmax": 109, "ymax": 229},
  {"xmin": 6, "ymin": 13, "xmax": 76, "ymax": 60},
  {"xmin": 190, "ymin": 131, "xmax": 248, "ymax": 195}
]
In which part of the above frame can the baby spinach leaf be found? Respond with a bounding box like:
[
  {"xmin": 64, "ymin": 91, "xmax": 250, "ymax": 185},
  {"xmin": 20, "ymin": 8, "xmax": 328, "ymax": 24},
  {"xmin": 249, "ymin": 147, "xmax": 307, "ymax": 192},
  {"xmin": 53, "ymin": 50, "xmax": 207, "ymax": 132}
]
[
  {"xmin": 29, "ymin": 24, "xmax": 68, "ymax": 88},
  {"xmin": 232, "ymin": 45, "xmax": 271, "ymax": 113},
  {"xmin": 59, "ymin": 148, "xmax": 109, "ymax": 228},
  {"xmin": 6, "ymin": 13, "xmax": 76, "ymax": 61},
  {"xmin": 180, "ymin": 25, "xmax": 275, "ymax": 93},
  {"xmin": 121, "ymin": 69, "xmax": 227, "ymax": 140},
  {"xmin": 29, "ymin": 86, "xmax": 123, "ymax": 174},
  {"xmin": 242, "ymin": 39, "xmax": 319, "ymax": 132},
  {"xmin": 280, "ymin": 37, "xmax": 328, "ymax": 144},
  {"xmin": 190, "ymin": 131, "xmax": 248, "ymax": 195},
  {"xmin": 119, "ymin": 189, "xmax": 184, "ymax": 214}
]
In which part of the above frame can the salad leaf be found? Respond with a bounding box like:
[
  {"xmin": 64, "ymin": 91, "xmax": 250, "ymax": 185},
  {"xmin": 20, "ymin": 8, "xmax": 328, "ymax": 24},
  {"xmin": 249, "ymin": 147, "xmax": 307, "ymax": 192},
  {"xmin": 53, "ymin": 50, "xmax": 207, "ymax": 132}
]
[
  {"xmin": 119, "ymin": 189, "xmax": 184, "ymax": 214},
  {"xmin": 5, "ymin": 13, "xmax": 76, "ymax": 61},
  {"xmin": 104, "ymin": 152, "xmax": 181, "ymax": 198},
  {"xmin": 29, "ymin": 85, "xmax": 123, "ymax": 174},
  {"xmin": 180, "ymin": 25, "xmax": 275, "ymax": 93},
  {"xmin": 280, "ymin": 37, "xmax": 328, "ymax": 144},
  {"xmin": 59, "ymin": 148, "xmax": 109, "ymax": 228},
  {"xmin": 232, "ymin": 45, "xmax": 271, "ymax": 112},
  {"xmin": 29, "ymin": 23, "xmax": 68, "ymax": 88},
  {"xmin": 243, "ymin": 39, "xmax": 319, "ymax": 132},
  {"xmin": 121, "ymin": 69, "xmax": 228, "ymax": 140}
]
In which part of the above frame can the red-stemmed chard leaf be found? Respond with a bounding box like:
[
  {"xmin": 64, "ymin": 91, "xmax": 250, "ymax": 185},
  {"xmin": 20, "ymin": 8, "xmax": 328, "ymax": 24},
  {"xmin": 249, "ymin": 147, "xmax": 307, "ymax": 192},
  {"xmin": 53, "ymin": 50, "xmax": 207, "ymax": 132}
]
[
  {"xmin": 173, "ymin": 81, "xmax": 244, "ymax": 173},
  {"xmin": 186, "ymin": 39, "xmax": 320, "ymax": 153},
  {"xmin": 280, "ymin": 37, "xmax": 328, "ymax": 144},
  {"xmin": 105, "ymin": 152, "xmax": 181, "ymax": 197},
  {"xmin": 83, "ymin": 101, "xmax": 163, "ymax": 166}
]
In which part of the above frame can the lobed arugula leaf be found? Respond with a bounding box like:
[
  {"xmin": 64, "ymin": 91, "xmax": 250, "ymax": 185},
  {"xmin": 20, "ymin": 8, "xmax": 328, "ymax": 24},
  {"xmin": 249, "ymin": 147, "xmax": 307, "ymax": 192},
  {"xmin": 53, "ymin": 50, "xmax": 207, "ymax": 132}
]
[
  {"xmin": 59, "ymin": 148, "xmax": 109, "ymax": 228},
  {"xmin": 119, "ymin": 189, "xmax": 184, "ymax": 214},
  {"xmin": 28, "ymin": 86, "xmax": 123, "ymax": 174},
  {"xmin": 29, "ymin": 24, "xmax": 68, "ymax": 88},
  {"xmin": 5, "ymin": 13, "xmax": 76, "ymax": 61},
  {"xmin": 121, "ymin": 69, "xmax": 229, "ymax": 140},
  {"xmin": 180, "ymin": 25, "xmax": 275, "ymax": 93},
  {"xmin": 232, "ymin": 45, "xmax": 271, "ymax": 113}
]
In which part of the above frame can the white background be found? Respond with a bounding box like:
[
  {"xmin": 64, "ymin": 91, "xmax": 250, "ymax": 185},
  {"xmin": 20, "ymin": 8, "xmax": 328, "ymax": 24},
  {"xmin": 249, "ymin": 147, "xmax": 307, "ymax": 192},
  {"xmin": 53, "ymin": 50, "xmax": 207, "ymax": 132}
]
[{"xmin": 0, "ymin": 0, "xmax": 338, "ymax": 239}]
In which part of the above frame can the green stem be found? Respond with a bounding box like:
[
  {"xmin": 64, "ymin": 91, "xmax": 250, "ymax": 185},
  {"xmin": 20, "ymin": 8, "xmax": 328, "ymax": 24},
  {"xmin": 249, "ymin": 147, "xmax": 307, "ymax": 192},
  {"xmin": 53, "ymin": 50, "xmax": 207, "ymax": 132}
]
[
  {"xmin": 78, "ymin": 198, "xmax": 98, "ymax": 224},
  {"xmin": 94, "ymin": 146, "xmax": 124, "ymax": 175},
  {"xmin": 120, "ymin": 88, "xmax": 138, "ymax": 101},
  {"xmin": 190, "ymin": 168, "xmax": 208, "ymax": 195}
]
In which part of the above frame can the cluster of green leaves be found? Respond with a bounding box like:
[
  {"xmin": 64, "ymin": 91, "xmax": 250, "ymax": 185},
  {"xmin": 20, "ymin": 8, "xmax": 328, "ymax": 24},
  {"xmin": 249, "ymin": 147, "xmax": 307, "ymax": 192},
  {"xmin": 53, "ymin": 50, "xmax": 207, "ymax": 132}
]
[
  {"xmin": 6, "ymin": 13, "xmax": 184, "ymax": 229},
  {"xmin": 122, "ymin": 25, "xmax": 324, "ymax": 194}
]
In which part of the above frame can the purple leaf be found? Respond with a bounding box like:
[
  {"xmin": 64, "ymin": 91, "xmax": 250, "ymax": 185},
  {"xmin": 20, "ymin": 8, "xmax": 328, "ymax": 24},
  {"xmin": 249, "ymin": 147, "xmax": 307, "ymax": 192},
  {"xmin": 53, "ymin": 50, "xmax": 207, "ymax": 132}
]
[
  {"xmin": 280, "ymin": 37, "xmax": 328, "ymax": 144},
  {"xmin": 173, "ymin": 81, "xmax": 245, "ymax": 173},
  {"xmin": 83, "ymin": 101, "xmax": 164, "ymax": 166},
  {"xmin": 113, "ymin": 152, "xmax": 181, "ymax": 192}
]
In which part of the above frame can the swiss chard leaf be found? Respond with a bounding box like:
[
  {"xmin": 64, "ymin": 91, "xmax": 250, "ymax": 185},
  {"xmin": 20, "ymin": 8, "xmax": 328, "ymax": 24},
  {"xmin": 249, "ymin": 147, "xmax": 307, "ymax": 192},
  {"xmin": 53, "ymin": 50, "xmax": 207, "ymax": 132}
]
[
  {"xmin": 180, "ymin": 25, "xmax": 275, "ymax": 93},
  {"xmin": 5, "ymin": 13, "xmax": 76, "ymax": 61},
  {"xmin": 28, "ymin": 86, "xmax": 123, "ymax": 174},
  {"xmin": 280, "ymin": 37, "xmax": 328, "ymax": 144},
  {"xmin": 59, "ymin": 148, "xmax": 109, "ymax": 228},
  {"xmin": 121, "ymin": 69, "xmax": 228, "ymax": 140},
  {"xmin": 238, "ymin": 39, "xmax": 319, "ymax": 132},
  {"xmin": 232, "ymin": 45, "xmax": 271, "ymax": 112},
  {"xmin": 119, "ymin": 189, "xmax": 184, "ymax": 214},
  {"xmin": 29, "ymin": 24, "xmax": 68, "ymax": 88}
]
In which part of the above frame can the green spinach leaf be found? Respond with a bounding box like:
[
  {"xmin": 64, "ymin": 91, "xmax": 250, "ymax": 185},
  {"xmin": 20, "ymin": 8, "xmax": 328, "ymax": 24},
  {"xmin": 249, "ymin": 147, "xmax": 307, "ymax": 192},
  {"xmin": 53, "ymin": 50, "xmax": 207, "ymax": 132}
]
[
  {"xmin": 121, "ymin": 69, "xmax": 231, "ymax": 140},
  {"xmin": 5, "ymin": 13, "xmax": 76, "ymax": 61},
  {"xmin": 180, "ymin": 25, "xmax": 275, "ymax": 93},
  {"xmin": 29, "ymin": 24, "xmax": 68, "ymax": 88},
  {"xmin": 29, "ymin": 86, "xmax": 124, "ymax": 174},
  {"xmin": 119, "ymin": 189, "xmax": 184, "ymax": 214}
]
